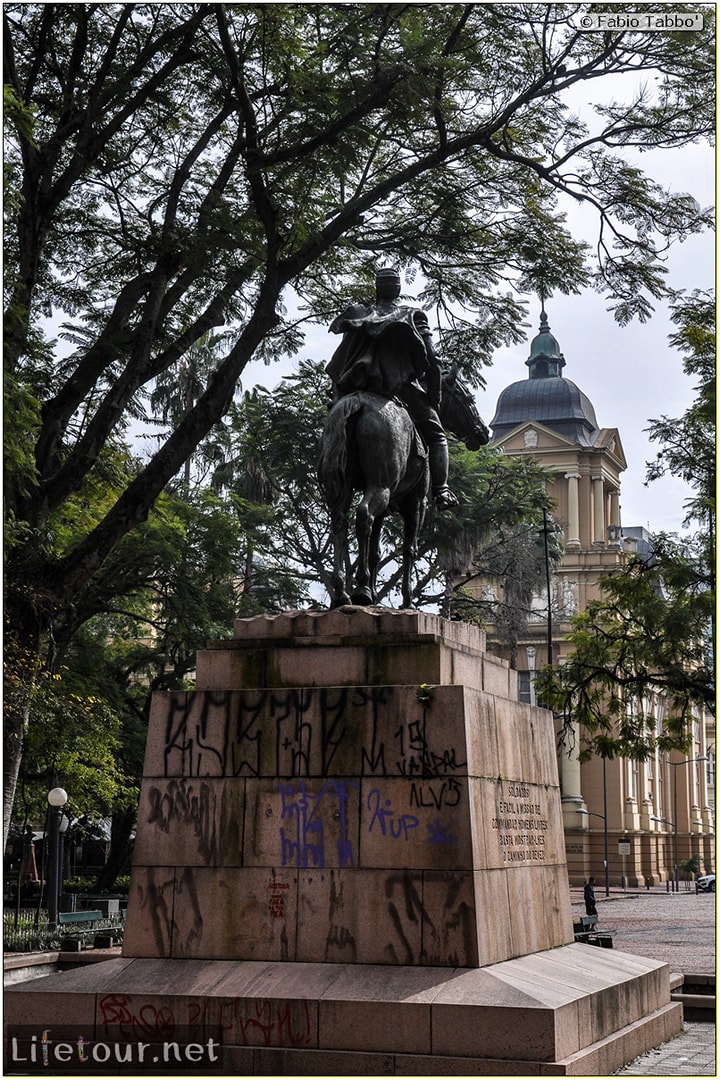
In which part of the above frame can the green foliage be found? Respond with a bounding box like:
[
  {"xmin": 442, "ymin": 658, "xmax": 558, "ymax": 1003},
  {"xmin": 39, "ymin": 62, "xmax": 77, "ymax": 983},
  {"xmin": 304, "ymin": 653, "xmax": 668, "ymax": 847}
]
[
  {"xmin": 535, "ymin": 536, "xmax": 714, "ymax": 761},
  {"xmin": 449, "ymin": 515, "xmax": 564, "ymax": 663},
  {"xmin": 7, "ymin": 646, "xmax": 136, "ymax": 824},
  {"xmin": 432, "ymin": 447, "xmax": 559, "ymax": 635},
  {"xmin": 78, "ymin": 874, "xmax": 130, "ymax": 894},
  {"xmin": 3, "ymin": 367, "xmax": 40, "ymax": 544},
  {"xmin": 2, "ymin": 82, "xmax": 36, "ymax": 229},
  {"xmin": 645, "ymin": 290, "xmax": 716, "ymax": 536},
  {"xmin": 435, "ymin": 449, "xmax": 556, "ymax": 576},
  {"xmin": 535, "ymin": 300, "xmax": 715, "ymax": 760},
  {"xmin": 680, "ymin": 854, "xmax": 702, "ymax": 877},
  {"xmin": 212, "ymin": 359, "xmax": 332, "ymax": 608}
]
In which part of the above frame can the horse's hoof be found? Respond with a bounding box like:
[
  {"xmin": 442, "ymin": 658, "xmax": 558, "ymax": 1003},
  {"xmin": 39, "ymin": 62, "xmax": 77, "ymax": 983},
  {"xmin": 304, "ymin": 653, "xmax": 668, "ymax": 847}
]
[
  {"xmin": 330, "ymin": 593, "xmax": 352, "ymax": 608},
  {"xmin": 434, "ymin": 486, "xmax": 459, "ymax": 510},
  {"xmin": 351, "ymin": 588, "xmax": 375, "ymax": 606}
]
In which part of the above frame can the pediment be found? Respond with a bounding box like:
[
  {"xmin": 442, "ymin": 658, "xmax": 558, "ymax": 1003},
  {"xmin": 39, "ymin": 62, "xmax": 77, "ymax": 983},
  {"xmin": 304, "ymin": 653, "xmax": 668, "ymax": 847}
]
[
  {"xmin": 594, "ymin": 428, "xmax": 627, "ymax": 468},
  {"xmin": 492, "ymin": 421, "xmax": 581, "ymax": 453},
  {"xmin": 492, "ymin": 422, "xmax": 628, "ymax": 471}
]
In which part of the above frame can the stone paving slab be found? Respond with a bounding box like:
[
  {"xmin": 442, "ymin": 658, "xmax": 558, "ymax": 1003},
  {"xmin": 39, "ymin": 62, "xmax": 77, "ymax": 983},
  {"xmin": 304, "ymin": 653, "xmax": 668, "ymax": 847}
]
[
  {"xmin": 614, "ymin": 1021, "xmax": 716, "ymax": 1075},
  {"xmin": 570, "ymin": 887, "xmax": 715, "ymax": 1076},
  {"xmin": 570, "ymin": 886, "xmax": 715, "ymax": 976}
]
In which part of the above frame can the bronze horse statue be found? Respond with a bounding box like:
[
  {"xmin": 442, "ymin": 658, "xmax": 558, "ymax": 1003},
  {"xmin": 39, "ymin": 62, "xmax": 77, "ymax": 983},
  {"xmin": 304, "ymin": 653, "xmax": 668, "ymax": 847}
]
[{"xmin": 318, "ymin": 369, "xmax": 489, "ymax": 608}]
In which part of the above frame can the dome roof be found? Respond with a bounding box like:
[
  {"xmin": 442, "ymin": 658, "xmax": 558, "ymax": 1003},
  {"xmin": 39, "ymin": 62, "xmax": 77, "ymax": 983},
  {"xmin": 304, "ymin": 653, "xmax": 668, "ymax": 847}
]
[
  {"xmin": 490, "ymin": 377, "xmax": 599, "ymax": 445},
  {"xmin": 490, "ymin": 306, "xmax": 600, "ymax": 446}
]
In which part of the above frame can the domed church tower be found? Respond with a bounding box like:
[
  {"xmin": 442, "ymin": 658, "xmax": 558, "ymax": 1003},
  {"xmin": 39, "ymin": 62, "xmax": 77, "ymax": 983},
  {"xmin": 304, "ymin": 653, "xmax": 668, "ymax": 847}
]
[
  {"xmin": 489, "ymin": 305, "xmax": 626, "ymax": 560},
  {"xmin": 491, "ymin": 306, "xmax": 600, "ymax": 446},
  {"xmin": 478, "ymin": 306, "xmax": 629, "ymax": 872},
  {"xmin": 465, "ymin": 305, "xmax": 713, "ymax": 891}
]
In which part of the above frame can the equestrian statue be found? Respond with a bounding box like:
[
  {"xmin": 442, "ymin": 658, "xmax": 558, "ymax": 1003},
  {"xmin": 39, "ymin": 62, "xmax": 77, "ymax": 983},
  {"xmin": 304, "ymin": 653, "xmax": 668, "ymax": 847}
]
[{"xmin": 318, "ymin": 267, "xmax": 489, "ymax": 609}]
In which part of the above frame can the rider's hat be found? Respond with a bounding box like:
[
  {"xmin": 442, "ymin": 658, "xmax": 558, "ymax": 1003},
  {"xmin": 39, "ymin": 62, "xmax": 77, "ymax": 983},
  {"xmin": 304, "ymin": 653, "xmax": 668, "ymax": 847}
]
[{"xmin": 376, "ymin": 266, "xmax": 401, "ymax": 283}]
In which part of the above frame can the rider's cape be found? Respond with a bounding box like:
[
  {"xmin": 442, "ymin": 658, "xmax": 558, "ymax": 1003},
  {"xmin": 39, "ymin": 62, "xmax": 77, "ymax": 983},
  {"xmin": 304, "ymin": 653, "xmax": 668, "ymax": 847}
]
[{"xmin": 326, "ymin": 303, "xmax": 431, "ymax": 398}]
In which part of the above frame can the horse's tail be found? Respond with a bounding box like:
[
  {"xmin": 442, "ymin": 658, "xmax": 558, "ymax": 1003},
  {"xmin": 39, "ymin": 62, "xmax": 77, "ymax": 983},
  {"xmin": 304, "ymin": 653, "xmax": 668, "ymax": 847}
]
[{"xmin": 318, "ymin": 395, "xmax": 364, "ymax": 506}]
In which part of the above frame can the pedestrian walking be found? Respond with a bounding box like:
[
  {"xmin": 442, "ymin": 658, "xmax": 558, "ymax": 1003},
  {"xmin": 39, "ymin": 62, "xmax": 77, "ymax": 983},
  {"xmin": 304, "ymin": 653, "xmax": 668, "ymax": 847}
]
[{"xmin": 584, "ymin": 877, "xmax": 597, "ymax": 917}]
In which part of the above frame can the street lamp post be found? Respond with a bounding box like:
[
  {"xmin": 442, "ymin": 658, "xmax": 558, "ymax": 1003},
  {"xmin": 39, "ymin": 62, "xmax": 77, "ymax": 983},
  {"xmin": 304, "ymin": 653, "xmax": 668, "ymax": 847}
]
[
  {"xmin": 58, "ymin": 812, "xmax": 70, "ymax": 910},
  {"xmin": 668, "ymin": 756, "xmax": 708, "ymax": 893},
  {"xmin": 577, "ymin": 806, "xmax": 610, "ymax": 897},
  {"xmin": 576, "ymin": 756, "xmax": 610, "ymax": 895},
  {"xmin": 651, "ymin": 815, "xmax": 674, "ymax": 889},
  {"xmin": 47, "ymin": 787, "xmax": 68, "ymax": 930}
]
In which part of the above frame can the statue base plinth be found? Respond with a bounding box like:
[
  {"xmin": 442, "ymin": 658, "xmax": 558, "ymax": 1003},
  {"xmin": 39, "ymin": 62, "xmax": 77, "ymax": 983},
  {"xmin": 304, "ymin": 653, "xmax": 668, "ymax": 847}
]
[
  {"xmin": 5, "ymin": 951, "xmax": 681, "ymax": 1074},
  {"xmin": 4, "ymin": 610, "xmax": 682, "ymax": 1073}
]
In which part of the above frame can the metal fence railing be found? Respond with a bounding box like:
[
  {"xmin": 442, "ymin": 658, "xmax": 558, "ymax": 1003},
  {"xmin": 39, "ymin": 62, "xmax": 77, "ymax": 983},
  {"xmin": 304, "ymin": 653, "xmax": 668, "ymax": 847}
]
[{"xmin": 3, "ymin": 909, "xmax": 124, "ymax": 953}]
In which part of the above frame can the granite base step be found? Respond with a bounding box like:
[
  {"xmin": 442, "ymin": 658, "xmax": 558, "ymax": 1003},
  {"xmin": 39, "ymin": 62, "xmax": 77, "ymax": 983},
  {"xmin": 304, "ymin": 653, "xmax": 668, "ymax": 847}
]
[{"xmin": 4, "ymin": 944, "xmax": 682, "ymax": 1075}]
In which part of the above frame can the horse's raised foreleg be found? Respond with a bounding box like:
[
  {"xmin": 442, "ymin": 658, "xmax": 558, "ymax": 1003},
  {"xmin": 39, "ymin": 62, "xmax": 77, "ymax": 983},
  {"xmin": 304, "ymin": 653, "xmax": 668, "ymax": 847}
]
[{"xmin": 353, "ymin": 486, "xmax": 390, "ymax": 605}]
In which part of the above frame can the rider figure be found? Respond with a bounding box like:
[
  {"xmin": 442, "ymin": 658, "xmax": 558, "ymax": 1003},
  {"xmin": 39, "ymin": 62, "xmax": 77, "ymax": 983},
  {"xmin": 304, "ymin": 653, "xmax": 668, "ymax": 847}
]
[{"xmin": 326, "ymin": 267, "xmax": 459, "ymax": 509}]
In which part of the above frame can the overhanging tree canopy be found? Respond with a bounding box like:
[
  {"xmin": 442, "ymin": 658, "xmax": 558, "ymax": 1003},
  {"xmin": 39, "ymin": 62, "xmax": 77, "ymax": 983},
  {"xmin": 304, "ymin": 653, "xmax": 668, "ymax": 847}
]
[{"xmin": 4, "ymin": 3, "xmax": 714, "ymax": 640}]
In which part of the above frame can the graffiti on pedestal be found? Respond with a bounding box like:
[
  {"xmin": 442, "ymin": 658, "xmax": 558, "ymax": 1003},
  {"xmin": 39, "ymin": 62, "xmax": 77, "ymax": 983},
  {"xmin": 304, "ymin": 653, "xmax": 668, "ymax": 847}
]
[
  {"xmin": 161, "ymin": 686, "xmax": 466, "ymax": 785},
  {"xmin": 146, "ymin": 684, "xmax": 480, "ymax": 964},
  {"xmin": 99, "ymin": 994, "xmax": 313, "ymax": 1048},
  {"xmin": 146, "ymin": 778, "xmax": 242, "ymax": 866},
  {"xmin": 367, "ymin": 788, "xmax": 419, "ymax": 842},
  {"xmin": 267, "ymin": 879, "xmax": 290, "ymax": 917},
  {"xmin": 380, "ymin": 870, "xmax": 476, "ymax": 966},
  {"xmin": 164, "ymin": 687, "xmax": 398, "ymax": 778},
  {"xmin": 279, "ymin": 778, "xmax": 357, "ymax": 868}
]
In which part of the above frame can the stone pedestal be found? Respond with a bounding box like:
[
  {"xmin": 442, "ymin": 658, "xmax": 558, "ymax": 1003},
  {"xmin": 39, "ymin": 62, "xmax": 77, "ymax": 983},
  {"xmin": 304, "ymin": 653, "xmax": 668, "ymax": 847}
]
[
  {"xmin": 125, "ymin": 608, "xmax": 572, "ymax": 968},
  {"xmin": 4, "ymin": 609, "xmax": 682, "ymax": 1074}
]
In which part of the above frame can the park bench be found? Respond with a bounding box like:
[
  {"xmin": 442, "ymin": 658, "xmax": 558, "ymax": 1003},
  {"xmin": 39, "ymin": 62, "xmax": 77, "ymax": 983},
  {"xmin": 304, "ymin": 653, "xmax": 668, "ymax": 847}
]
[
  {"xmin": 573, "ymin": 914, "xmax": 615, "ymax": 948},
  {"xmin": 92, "ymin": 906, "xmax": 127, "ymax": 949},
  {"xmin": 58, "ymin": 909, "xmax": 121, "ymax": 951}
]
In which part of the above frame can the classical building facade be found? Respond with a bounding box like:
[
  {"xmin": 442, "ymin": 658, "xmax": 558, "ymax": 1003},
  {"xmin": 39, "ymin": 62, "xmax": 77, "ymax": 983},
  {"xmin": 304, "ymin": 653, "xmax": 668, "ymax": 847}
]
[{"xmin": 472, "ymin": 307, "xmax": 715, "ymax": 888}]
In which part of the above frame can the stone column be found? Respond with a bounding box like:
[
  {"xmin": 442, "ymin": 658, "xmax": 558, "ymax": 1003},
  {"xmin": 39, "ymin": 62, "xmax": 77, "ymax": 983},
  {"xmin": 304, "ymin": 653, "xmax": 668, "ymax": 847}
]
[
  {"xmin": 561, "ymin": 722, "xmax": 585, "ymax": 829},
  {"xmin": 624, "ymin": 755, "xmax": 641, "ymax": 831},
  {"xmin": 526, "ymin": 644, "xmax": 537, "ymax": 707},
  {"xmin": 641, "ymin": 748, "xmax": 660, "ymax": 831},
  {"xmin": 565, "ymin": 473, "xmax": 581, "ymax": 548},
  {"xmin": 592, "ymin": 476, "xmax": 605, "ymax": 546},
  {"xmin": 695, "ymin": 716, "xmax": 712, "ymax": 822}
]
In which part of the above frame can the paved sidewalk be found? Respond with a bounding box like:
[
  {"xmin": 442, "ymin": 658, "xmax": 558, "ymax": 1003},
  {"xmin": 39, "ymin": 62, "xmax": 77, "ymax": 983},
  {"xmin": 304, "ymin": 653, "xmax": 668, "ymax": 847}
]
[
  {"xmin": 569, "ymin": 885, "xmax": 715, "ymax": 974},
  {"xmin": 614, "ymin": 1020, "xmax": 716, "ymax": 1075},
  {"xmin": 569, "ymin": 886, "xmax": 715, "ymax": 1075}
]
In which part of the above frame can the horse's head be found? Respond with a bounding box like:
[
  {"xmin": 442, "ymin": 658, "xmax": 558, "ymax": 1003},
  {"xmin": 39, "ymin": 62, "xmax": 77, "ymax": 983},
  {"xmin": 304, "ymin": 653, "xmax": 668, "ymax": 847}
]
[{"xmin": 440, "ymin": 366, "xmax": 490, "ymax": 451}]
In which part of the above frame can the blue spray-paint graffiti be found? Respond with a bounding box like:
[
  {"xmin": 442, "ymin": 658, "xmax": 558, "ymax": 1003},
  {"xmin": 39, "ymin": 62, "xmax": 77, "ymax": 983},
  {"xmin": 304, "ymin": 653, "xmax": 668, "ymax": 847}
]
[
  {"xmin": 279, "ymin": 779, "xmax": 358, "ymax": 868},
  {"xmin": 367, "ymin": 788, "xmax": 420, "ymax": 842},
  {"xmin": 278, "ymin": 783, "xmax": 460, "ymax": 862},
  {"xmin": 426, "ymin": 816, "xmax": 456, "ymax": 845}
]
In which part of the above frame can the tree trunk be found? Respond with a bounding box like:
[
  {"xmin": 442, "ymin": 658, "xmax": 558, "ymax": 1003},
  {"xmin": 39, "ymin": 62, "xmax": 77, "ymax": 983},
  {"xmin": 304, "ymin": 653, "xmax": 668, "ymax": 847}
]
[
  {"xmin": 3, "ymin": 707, "xmax": 26, "ymax": 853},
  {"xmin": 94, "ymin": 808, "xmax": 135, "ymax": 891}
]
